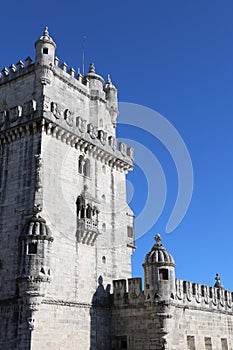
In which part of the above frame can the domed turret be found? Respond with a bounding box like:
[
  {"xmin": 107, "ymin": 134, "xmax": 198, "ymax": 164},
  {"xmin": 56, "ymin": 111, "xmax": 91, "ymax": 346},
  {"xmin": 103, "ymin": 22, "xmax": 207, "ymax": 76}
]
[
  {"xmin": 104, "ymin": 74, "xmax": 118, "ymax": 128},
  {"xmin": 85, "ymin": 63, "xmax": 104, "ymax": 91},
  {"xmin": 143, "ymin": 234, "xmax": 176, "ymax": 301},
  {"xmin": 35, "ymin": 27, "xmax": 56, "ymax": 66}
]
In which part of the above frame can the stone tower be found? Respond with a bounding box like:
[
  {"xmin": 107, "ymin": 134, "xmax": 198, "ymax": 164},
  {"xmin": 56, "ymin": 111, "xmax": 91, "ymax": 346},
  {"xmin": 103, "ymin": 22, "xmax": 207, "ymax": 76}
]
[{"xmin": 0, "ymin": 28, "xmax": 134, "ymax": 350}]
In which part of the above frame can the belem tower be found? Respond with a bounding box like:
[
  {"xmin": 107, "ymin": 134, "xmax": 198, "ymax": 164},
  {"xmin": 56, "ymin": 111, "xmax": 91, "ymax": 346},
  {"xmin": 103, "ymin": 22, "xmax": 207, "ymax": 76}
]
[{"xmin": 0, "ymin": 28, "xmax": 233, "ymax": 350}]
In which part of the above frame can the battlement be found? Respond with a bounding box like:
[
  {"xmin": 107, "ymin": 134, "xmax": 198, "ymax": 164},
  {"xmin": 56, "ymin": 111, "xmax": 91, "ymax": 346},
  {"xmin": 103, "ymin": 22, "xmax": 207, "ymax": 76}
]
[
  {"xmin": 0, "ymin": 56, "xmax": 115, "ymax": 104},
  {"xmin": 112, "ymin": 277, "xmax": 233, "ymax": 312}
]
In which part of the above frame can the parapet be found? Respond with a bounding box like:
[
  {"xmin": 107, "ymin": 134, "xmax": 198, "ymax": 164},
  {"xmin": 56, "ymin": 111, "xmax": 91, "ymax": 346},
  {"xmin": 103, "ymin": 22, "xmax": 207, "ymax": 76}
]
[{"xmin": 111, "ymin": 277, "xmax": 233, "ymax": 314}]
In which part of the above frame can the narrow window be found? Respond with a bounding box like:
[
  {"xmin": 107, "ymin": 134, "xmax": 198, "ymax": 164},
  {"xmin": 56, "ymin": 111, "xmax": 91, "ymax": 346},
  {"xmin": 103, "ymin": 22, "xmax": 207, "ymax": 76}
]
[
  {"xmin": 102, "ymin": 256, "xmax": 106, "ymax": 264},
  {"xmin": 27, "ymin": 242, "xmax": 37, "ymax": 255},
  {"xmin": 205, "ymin": 337, "xmax": 212, "ymax": 350},
  {"xmin": 159, "ymin": 268, "xmax": 169, "ymax": 280},
  {"xmin": 187, "ymin": 335, "xmax": 195, "ymax": 350},
  {"xmin": 127, "ymin": 226, "xmax": 134, "ymax": 238},
  {"xmin": 221, "ymin": 338, "xmax": 228, "ymax": 350},
  {"xmin": 102, "ymin": 223, "xmax": 106, "ymax": 232},
  {"xmin": 83, "ymin": 159, "xmax": 90, "ymax": 177},
  {"xmin": 43, "ymin": 47, "xmax": 48, "ymax": 54},
  {"xmin": 78, "ymin": 155, "xmax": 84, "ymax": 174}
]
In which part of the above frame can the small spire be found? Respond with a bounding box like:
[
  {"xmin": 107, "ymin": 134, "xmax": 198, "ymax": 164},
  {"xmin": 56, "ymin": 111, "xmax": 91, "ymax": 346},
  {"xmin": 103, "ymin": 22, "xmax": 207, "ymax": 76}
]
[
  {"xmin": 214, "ymin": 273, "xmax": 224, "ymax": 289},
  {"xmin": 44, "ymin": 26, "xmax": 49, "ymax": 37},
  {"xmin": 107, "ymin": 74, "xmax": 112, "ymax": 84},
  {"xmin": 89, "ymin": 63, "xmax": 95, "ymax": 73},
  {"xmin": 155, "ymin": 233, "xmax": 162, "ymax": 246}
]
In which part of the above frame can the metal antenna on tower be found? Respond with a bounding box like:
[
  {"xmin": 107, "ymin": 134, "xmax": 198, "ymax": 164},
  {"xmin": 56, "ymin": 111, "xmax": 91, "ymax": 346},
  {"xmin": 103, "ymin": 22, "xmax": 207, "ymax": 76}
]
[{"xmin": 82, "ymin": 35, "xmax": 86, "ymax": 76}]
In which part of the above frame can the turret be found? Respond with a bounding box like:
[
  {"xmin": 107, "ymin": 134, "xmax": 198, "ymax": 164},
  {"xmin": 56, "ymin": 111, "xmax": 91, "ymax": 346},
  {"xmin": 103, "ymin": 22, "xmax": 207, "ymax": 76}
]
[
  {"xmin": 143, "ymin": 234, "xmax": 176, "ymax": 301},
  {"xmin": 104, "ymin": 74, "xmax": 118, "ymax": 128},
  {"xmin": 85, "ymin": 63, "xmax": 104, "ymax": 93},
  {"xmin": 35, "ymin": 27, "xmax": 56, "ymax": 66}
]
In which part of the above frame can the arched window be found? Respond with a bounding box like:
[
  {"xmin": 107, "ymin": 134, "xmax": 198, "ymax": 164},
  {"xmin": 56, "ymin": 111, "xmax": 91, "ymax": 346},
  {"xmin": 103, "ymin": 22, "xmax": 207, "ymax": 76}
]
[
  {"xmin": 86, "ymin": 204, "xmax": 92, "ymax": 219},
  {"xmin": 78, "ymin": 156, "xmax": 90, "ymax": 177}
]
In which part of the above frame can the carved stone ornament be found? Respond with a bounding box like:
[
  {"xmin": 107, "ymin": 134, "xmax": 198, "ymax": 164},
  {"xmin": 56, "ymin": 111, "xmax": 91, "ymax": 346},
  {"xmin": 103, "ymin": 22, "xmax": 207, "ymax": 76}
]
[
  {"xmin": 64, "ymin": 109, "xmax": 73, "ymax": 127},
  {"xmin": 194, "ymin": 284, "xmax": 201, "ymax": 303},
  {"xmin": 108, "ymin": 136, "xmax": 116, "ymax": 151},
  {"xmin": 212, "ymin": 287, "xmax": 217, "ymax": 306},
  {"xmin": 98, "ymin": 130, "xmax": 107, "ymax": 145},
  {"xmin": 9, "ymin": 105, "xmax": 22, "ymax": 122},
  {"xmin": 127, "ymin": 147, "xmax": 134, "ymax": 160},
  {"xmin": 176, "ymin": 279, "xmax": 183, "ymax": 300},
  {"xmin": 128, "ymin": 279, "xmax": 142, "ymax": 300},
  {"xmin": 119, "ymin": 142, "xmax": 126, "ymax": 157},
  {"xmin": 226, "ymin": 291, "xmax": 232, "ymax": 308},
  {"xmin": 0, "ymin": 110, "xmax": 6, "ymax": 127},
  {"xmin": 76, "ymin": 116, "xmax": 87, "ymax": 133},
  {"xmin": 203, "ymin": 286, "xmax": 209, "ymax": 304},
  {"xmin": 42, "ymin": 96, "xmax": 50, "ymax": 112},
  {"xmin": 38, "ymin": 67, "xmax": 52, "ymax": 85},
  {"xmin": 186, "ymin": 281, "xmax": 192, "ymax": 302},
  {"xmin": 219, "ymin": 288, "xmax": 225, "ymax": 307},
  {"xmin": 88, "ymin": 123, "xmax": 98, "ymax": 139},
  {"xmin": 51, "ymin": 101, "xmax": 62, "ymax": 119}
]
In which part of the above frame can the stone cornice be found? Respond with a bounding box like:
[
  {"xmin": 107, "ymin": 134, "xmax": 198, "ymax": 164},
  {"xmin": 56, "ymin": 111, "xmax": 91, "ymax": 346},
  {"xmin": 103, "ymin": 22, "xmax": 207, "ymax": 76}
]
[{"xmin": 0, "ymin": 118, "xmax": 133, "ymax": 172}]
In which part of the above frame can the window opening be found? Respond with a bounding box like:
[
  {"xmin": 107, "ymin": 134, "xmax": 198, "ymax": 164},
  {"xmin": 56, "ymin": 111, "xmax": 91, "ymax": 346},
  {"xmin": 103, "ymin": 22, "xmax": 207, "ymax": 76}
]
[
  {"xmin": 159, "ymin": 268, "xmax": 169, "ymax": 280},
  {"xmin": 27, "ymin": 242, "xmax": 37, "ymax": 255}
]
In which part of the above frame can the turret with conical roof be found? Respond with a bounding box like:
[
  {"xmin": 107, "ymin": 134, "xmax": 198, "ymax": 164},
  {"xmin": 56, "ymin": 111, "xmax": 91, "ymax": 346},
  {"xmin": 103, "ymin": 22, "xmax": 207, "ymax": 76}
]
[
  {"xmin": 35, "ymin": 27, "xmax": 56, "ymax": 66},
  {"xmin": 143, "ymin": 234, "xmax": 176, "ymax": 301}
]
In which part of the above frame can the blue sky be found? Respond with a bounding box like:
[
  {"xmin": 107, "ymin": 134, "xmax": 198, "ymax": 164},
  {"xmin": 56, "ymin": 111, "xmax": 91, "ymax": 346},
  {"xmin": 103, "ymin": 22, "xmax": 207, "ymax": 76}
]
[{"xmin": 1, "ymin": 1, "xmax": 233, "ymax": 289}]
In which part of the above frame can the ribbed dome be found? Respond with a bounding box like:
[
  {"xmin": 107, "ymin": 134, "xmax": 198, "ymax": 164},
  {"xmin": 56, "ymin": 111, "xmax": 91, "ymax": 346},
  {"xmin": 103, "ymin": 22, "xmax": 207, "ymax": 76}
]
[
  {"xmin": 22, "ymin": 215, "xmax": 53, "ymax": 240},
  {"xmin": 144, "ymin": 234, "xmax": 175, "ymax": 267},
  {"xmin": 35, "ymin": 27, "xmax": 56, "ymax": 48}
]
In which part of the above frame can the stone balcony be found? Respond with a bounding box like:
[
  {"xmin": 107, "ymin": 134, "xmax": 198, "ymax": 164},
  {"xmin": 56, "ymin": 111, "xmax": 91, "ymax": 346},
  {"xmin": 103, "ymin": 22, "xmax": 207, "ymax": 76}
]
[{"xmin": 77, "ymin": 218, "xmax": 99, "ymax": 245}]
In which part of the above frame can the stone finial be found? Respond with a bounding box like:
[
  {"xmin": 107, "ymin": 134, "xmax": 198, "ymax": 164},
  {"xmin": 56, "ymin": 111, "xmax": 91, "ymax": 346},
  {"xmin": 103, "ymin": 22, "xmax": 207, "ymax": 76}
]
[
  {"xmin": 89, "ymin": 63, "xmax": 95, "ymax": 73},
  {"xmin": 214, "ymin": 273, "xmax": 224, "ymax": 289},
  {"xmin": 54, "ymin": 56, "xmax": 60, "ymax": 66},
  {"xmin": 107, "ymin": 74, "xmax": 112, "ymax": 84},
  {"xmin": 9, "ymin": 64, "xmax": 16, "ymax": 73},
  {"xmin": 43, "ymin": 26, "xmax": 49, "ymax": 37},
  {"xmin": 60, "ymin": 62, "xmax": 68, "ymax": 72},
  {"xmin": 155, "ymin": 233, "xmax": 162, "ymax": 246},
  {"xmin": 1, "ymin": 67, "xmax": 9, "ymax": 76},
  {"xmin": 16, "ymin": 60, "xmax": 24, "ymax": 69},
  {"xmin": 25, "ymin": 57, "xmax": 32, "ymax": 67},
  {"xmin": 68, "ymin": 67, "xmax": 75, "ymax": 77}
]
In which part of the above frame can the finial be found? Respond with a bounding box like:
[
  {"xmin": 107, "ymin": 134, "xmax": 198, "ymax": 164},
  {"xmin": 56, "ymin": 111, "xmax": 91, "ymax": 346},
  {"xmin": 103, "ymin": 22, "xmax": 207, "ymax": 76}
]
[
  {"xmin": 44, "ymin": 26, "xmax": 49, "ymax": 36},
  {"xmin": 214, "ymin": 273, "xmax": 223, "ymax": 289},
  {"xmin": 89, "ymin": 63, "xmax": 95, "ymax": 73},
  {"xmin": 155, "ymin": 233, "xmax": 162, "ymax": 246},
  {"xmin": 107, "ymin": 74, "xmax": 112, "ymax": 84}
]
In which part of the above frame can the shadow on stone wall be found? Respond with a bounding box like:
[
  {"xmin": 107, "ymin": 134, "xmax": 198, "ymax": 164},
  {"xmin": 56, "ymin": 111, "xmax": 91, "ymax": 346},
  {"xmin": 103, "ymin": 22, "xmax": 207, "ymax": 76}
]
[{"xmin": 90, "ymin": 276, "xmax": 112, "ymax": 350}]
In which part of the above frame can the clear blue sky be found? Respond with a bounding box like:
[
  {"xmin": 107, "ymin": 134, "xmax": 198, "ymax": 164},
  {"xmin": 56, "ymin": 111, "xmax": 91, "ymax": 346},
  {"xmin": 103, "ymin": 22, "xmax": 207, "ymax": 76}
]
[{"xmin": 1, "ymin": 0, "xmax": 233, "ymax": 289}]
